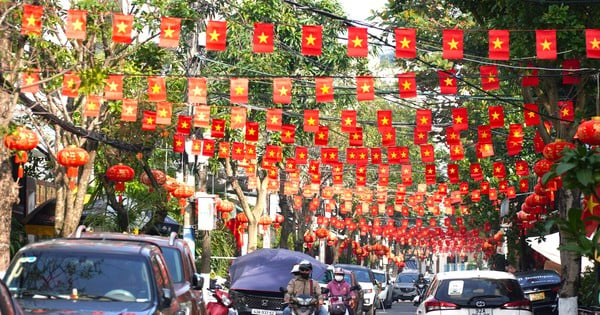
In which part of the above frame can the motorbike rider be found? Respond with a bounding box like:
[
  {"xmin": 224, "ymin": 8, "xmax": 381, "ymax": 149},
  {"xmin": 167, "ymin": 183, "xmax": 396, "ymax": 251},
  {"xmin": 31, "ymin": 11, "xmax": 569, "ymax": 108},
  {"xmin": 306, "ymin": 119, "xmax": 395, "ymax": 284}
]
[
  {"xmin": 283, "ymin": 260, "xmax": 326, "ymax": 315},
  {"xmin": 413, "ymin": 273, "xmax": 428, "ymax": 305},
  {"xmin": 326, "ymin": 267, "xmax": 355, "ymax": 315}
]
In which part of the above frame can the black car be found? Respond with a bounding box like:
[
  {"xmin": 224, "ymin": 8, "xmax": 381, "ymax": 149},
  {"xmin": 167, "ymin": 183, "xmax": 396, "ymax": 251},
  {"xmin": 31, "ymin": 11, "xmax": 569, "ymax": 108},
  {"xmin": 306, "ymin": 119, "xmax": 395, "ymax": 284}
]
[
  {"xmin": 515, "ymin": 270, "xmax": 560, "ymax": 315},
  {"xmin": 3, "ymin": 238, "xmax": 184, "ymax": 315}
]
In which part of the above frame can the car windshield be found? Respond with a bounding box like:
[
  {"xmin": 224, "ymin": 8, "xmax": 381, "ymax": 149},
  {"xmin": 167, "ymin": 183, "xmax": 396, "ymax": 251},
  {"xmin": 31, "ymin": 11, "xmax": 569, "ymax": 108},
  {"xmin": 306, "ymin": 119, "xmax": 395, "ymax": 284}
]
[
  {"xmin": 396, "ymin": 273, "xmax": 418, "ymax": 283},
  {"xmin": 436, "ymin": 278, "xmax": 523, "ymax": 306},
  {"xmin": 4, "ymin": 252, "xmax": 153, "ymax": 302},
  {"xmin": 350, "ymin": 269, "xmax": 371, "ymax": 283},
  {"xmin": 373, "ymin": 272, "xmax": 386, "ymax": 283},
  {"xmin": 161, "ymin": 247, "xmax": 184, "ymax": 283}
]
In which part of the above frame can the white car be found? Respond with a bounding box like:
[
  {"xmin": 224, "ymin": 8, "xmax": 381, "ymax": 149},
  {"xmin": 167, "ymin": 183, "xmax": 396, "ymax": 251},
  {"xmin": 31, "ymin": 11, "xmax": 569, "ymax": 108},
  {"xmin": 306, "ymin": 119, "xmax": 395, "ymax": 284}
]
[
  {"xmin": 335, "ymin": 264, "xmax": 378, "ymax": 315},
  {"xmin": 415, "ymin": 270, "xmax": 533, "ymax": 315},
  {"xmin": 371, "ymin": 269, "xmax": 393, "ymax": 309}
]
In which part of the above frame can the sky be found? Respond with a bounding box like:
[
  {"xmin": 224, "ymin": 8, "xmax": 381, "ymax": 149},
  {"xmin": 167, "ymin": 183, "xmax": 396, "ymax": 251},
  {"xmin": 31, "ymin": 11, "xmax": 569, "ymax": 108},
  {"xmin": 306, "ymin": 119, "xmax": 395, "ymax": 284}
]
[{"xmin": 341, "ymin": 0, "xmax": 388, "ymax": 21}]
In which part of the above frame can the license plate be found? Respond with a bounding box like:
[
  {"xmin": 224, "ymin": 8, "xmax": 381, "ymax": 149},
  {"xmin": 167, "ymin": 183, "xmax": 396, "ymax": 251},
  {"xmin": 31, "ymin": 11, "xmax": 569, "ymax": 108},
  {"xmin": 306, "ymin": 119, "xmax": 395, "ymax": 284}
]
[
  {"xmin": 251, "ymin": 309, "xmax": 277, "ymax": 315},
  {"xmin": 469, "ymin": 309, "xmax": 491, "ymax": 315},
  {"xmin": 529, "ymin": 292, "xmax": 545, "ymax": 301}
]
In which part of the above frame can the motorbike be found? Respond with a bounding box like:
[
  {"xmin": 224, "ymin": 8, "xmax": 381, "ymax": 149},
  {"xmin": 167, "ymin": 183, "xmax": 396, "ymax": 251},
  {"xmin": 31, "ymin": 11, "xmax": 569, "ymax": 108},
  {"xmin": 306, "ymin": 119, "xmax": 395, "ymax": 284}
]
[
  {"xmin": 328, "ymin": 296, "xmax": 350, "ymax": 315},
  {"xmin": 207, "ymin": 285, "xmax": 235, "ymax": 315},
  {"xmin": 289, "ymin": 294, "xmax": 320, "ymax": 315},
  {"xmin": 413, "ymin": 282, "xmax": 428, "ymax": 306}
]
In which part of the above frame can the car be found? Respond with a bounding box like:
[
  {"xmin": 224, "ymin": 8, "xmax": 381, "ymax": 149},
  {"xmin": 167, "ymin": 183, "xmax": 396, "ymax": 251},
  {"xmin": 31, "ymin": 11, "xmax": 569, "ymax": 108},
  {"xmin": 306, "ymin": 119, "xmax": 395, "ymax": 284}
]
[
  {"xmin": 415, "ymin": 270, "xmax": 533, "ymax": 315},
  {"xmin": 392, "ymin": 271, "xmax": 419, "ymax": 301},
  {"xmin": 335, "ymin": 264, "xmax": 378, "ymax": 315},
  {"xmin": 371, "ymin": 269, "xmax": 393, "ymax": 309},
  {"xmin": 0, "ymin": 278, "xmax": 24, "ymax": 315},
  {"xmin": 71, "ymin": 226, "xmax": 206, "ymax": 315},
  {"xmin": 320, "ymin": 267, "xmax": 364, "ymax": 315},
  {"xmin": 515, "ymin": 270, "xmax": 560, "ymax": 315},
  {"xmin": 3, "ymin": 238, "xmax": 184, "ymax": 314}
]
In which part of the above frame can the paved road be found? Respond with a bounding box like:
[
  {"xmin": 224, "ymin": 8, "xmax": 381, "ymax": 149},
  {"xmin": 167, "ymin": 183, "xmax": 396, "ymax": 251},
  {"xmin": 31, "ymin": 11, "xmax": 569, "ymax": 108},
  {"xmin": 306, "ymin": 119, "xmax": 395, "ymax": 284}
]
[{"xmin": 377, "ymin": 300, "xmax": 416, "ymax": 315}]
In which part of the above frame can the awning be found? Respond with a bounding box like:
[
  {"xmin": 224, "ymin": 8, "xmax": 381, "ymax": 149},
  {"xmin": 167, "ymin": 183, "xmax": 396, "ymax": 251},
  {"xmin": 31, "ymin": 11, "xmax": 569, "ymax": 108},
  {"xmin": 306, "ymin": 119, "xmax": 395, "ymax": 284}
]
[{"xmin": 526, "ymin": 232, "xmax": 594, "ymax": 270}]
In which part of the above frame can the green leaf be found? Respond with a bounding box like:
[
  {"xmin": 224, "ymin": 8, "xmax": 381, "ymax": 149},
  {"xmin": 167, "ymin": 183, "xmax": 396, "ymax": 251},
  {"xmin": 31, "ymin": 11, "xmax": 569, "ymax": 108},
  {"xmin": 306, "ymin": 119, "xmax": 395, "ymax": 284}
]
[
  {"xmin": 576, "ymin": 169, "xmax": 594, "ymax": 186},
  {"xmin": 555, "ymin": 162, "xmax": 577, "ymax": 175}
]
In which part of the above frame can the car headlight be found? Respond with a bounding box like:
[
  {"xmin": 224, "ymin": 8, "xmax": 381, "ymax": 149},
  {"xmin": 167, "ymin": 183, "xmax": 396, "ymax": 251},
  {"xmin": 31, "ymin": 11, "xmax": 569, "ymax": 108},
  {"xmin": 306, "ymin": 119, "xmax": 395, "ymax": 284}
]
[{"xmin": 363, "ymin": 288, "xmax": 373, "ymax": 294}]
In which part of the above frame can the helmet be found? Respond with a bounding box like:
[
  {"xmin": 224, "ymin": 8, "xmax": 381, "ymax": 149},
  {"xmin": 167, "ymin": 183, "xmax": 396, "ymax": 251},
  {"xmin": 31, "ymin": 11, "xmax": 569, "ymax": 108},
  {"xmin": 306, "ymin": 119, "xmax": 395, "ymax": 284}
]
[
  {"xmin": 298, "ymin": 260, "xmax": 312, "ymax": 272},
  {"xmin": 418, "ymin": 273, "xmax": 424, "ymax": 279},
  {"xmin": 333, "ymin": 267, "xmax": 344, "ymax": 275},
  {"xmin": 291, "ymin": 264, "xmax": 300, "ymax": 274}
]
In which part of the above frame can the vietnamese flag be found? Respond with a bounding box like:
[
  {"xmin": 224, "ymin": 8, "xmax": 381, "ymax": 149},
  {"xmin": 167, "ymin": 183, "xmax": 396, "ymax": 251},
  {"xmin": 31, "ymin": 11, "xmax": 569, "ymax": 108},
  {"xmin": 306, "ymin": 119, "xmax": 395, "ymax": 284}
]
[
  {"xmin": 148, "ymin": 76, "xmax": 167, "ymax": 102},
  {"xmin": 282, "ymin": 124, "xmax": 296, "ymax": 144},
  {"xmin": 302, "ymin": 25, "xmax": 322, "ymax": 56},
  {"xmin": 452, "ymin": 107, "xmax": 468, "ymax": 131},
  {"xmin": 586, "ymin": 29, "xmax": 600, "ymax": 58},
  {"xmin": 121, "ymin": 99, "xmax": 138, "ymax": 122},
  {"xmin": 478, "ymin": 125, "xmax": 492, "ymax": 144},
  {"xmin": 296, "ymin": 146, "xmax": 308, "ymax": 164},
  {"xmin": 470, "ymin": 163, "xmax": 483, "ymax": 181},
  {"xmin": 142, "ymin": 111, "xmax": 156, "ymax": 130},
  {"xmin": 189, "ymin": 139, "xmax": 201, "ymax": 155},
  {"xmin": 245, "ymin": 121, "xmax": 260, "ymax": 142},
  {"xmin": 401, "ymin": 165, "xmax": 412, "ymax": 185},
  {"xmin": 536, "ymin": 30, "xmax": 557, "ymax": 60},
  {"xmin": 112, "ymin": 14, "xmax": 134, "ymax": 44},
  {"xmin": 516, "ymin": 160, "xmax": 529, "ymax": 176},
  {"xmin": 559, "ymin": 100, "xmax": 574, "ymax": 122},
  {"xmin": 446, "ymin": 127, "xmax": 461, "ymax": 145},
  {"xmin": 341, "ymin": 110, "xmax": 357, "ymax": 132},
  {"xmin": 348, "ymin": 26, "xmax": 368, "ymax": 57},
  {"xmin": 253, "ymin": 22, "xmax": 274, "ymax": 53},
  {"xmin": 377, "ymin": 110, "xmax": 392, "ymax": 131},
  {"xmin": 159, "ymin": 17, "xmax": 181, "ymax": 48},
  {"xmin": 193, "ymin": 105, "xmax": 210, "ymax": 128},
  {"xmin": 104, "ymin": 74, "xmax": 124, "ymax": 100},
  {"xmin": 398, "ymin": 146, "xmax": 410, "ymax": 164},
  {"xmin": 265, "ymin": 145, "xmax": 283, "ymax": 163},
  {"xmin": 349, "ymin": 128, "xmax": 363, "ymax": 146},
  {"xmin": 438, "ymin": 70, "xmax": 457, "ymax": 94},
  {"xmin": 371, "ymin": 148, "xmax": 382, "ymax": 165},
  {"xmin": 218, "ymin": 142, "xmax": 230, "ymax": 158},
  {"xmin": 425, "ymin": 164, "xmax": 436, "ymax": 184},
  {"xmin": 447, "ymin": 163, "xmax": 459, "ymax": 184},
  {"xmin": 420, "ymin": 144, "xmax": 435, "ymax": 163},
  {"xmin": 230, "ymin": 78, "xmax": 248, "ymax": 104},
  {"xmin": 273, "ymin": 78, "xmax": 292, "ymax": 104},
  {"xmin": 314, "ymin": 126, "xmax": 329, "ymax": 146},
  {"xmin": 21, "ymin": 5, "xmax": 43, "ymax": 36},
  {"xmin": 231, "ymin": 142, "xmax": 245, "ymax": 161},
  {"xmin": 206, "ymin": 20, "xmax": 227, "ymax": 51},
  {"xmin": 315, "ymin": 77, "xmax": 334, "ymax": 103},
  {"xmin": 480, "ymin": 65, "xmax": 500, "ymax": 91},
  {"xmin": 303, "ymin": 109, "xmax": 319, "ymax": 132},
  {"xmin": 322, "ymin": 148, "xmax": 339, "ymax": 164},
  {"xmin": 62, "ymin": 73, "xmax": 81, "ymax": 98},
  {"xmin": 449, "ymin": 143, "xmax": 464, "ymax": 161},
  {"xmin": 381, "ymin": 128, "xmax": 396, "ymax": 147},
  {"xmin": 398, "ymin": 72, "xmax": 417, "ymax": 98},
  {"xmin": 488, "ymin": 106, "xmax": 504, "ymax": 129},
  {"xmin": 395, "ymin": 28, "xmax": 416, "ymax": 58},
  {"xmin": 202, "ymin": 139, "xmax": 215, "ymax": 157},
  {"xmin": 21, "ymin": 71, "xmax": 39, "ymax": 93},
  {"xmin": 211, "ymin": 119, "xmax": 225, "ymax": 138},
  {"xmin": 356, "ymin": 76, "xmax": 374, "ymax": 101},
  {"xmin": 522, "ymin": 65, "xmax": 539, "ymax": 87},
  {"xmin": 266, "ymin": 108, "xmax": 282, "ymax": 131},
  {"xmin": 414, "ymin": 129, "xmax": 428, "ymax": 145},
  {"xmin": 84, "ymin": 95, "xmax": 102, "ymax": 118},
  {"xmin": 488, "ymin": 30, "xmax": 509, "ymax": 60},
  {"xmin": 188, "ymin": 77, "xmax": 207, "ymax": 104},
  {"xmin": 562, "ymin": 59, "xmax": 581, "ymax": 85},
  {"xmin": 493, "ymin": 162, "xmax": 506, "ymax": 179},
  {"xmin": 66, "ymin": 10, "xmax": 87, "ymax": 40},
  {"xmin": 476, "ymin": 142, "xmax": 495, "ymax": 159},
  {"xmin": 443, "ymin": 29, "xmax": 463, "ymax": 59},
  {"xmin": 524, "ymin": 103, "xmax": 540, "ymax": 126},
  {"xmin": 176, "ymin": 115, "xmax": 192, "ymax": 135},
  {"xmin": 156, "ymin": 102, "xmax": 172, "ymax": 125},
  {"xmin": 285, "ymin": 158, "xmax": 297, "ymax": 173},
  {"xmin": 534, "ymin": 131, "xmax": 545, "ymax": 153},
  {"xmin": 416, "ymin": 109, "xmax": 432, "ymax": 131},
  {"xmin": 230, "ymin": 107, "xmax": 246, "ymax": 129}
]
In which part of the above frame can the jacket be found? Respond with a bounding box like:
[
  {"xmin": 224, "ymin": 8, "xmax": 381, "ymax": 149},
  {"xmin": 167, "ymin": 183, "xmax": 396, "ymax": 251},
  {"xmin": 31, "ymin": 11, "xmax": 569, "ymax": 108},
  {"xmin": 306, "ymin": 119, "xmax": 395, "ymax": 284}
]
[{"xmin": 285, "ymin": 276, "xmax": 322, "ymax": 303}]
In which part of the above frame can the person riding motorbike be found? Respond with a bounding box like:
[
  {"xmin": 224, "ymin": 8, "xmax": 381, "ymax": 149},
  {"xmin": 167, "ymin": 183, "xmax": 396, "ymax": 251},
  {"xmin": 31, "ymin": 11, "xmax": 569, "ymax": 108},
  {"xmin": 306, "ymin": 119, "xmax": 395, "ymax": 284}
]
[
  {"xmin": 413, "ymin": 273, "xmax": 428, "ymax": 306},
  {"xmin": 283, "ymin": 260, "xmax": 327, "ymax": 315},
  {"xmin": 326, "ymin": 267, "xmax": 355, "ymax": 315}
]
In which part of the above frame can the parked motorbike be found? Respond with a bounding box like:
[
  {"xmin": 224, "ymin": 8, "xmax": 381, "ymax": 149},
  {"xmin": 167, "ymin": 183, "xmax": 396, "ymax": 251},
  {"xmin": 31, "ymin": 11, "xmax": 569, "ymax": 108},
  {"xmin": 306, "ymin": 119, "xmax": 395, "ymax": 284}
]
[
  {"xmin": 207, "ymin": 285, "xmax": 234, "ymax": 315},
  {"xmin": 413, "ymin": 282, "xmax": 428, "ymax": 306}
]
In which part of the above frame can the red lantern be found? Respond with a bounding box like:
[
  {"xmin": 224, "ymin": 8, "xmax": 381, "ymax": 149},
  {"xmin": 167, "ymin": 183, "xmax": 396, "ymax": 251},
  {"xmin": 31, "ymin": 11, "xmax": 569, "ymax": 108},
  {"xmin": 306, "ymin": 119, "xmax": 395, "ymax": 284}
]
[
  {"xmin": 57, "ymin": 145, "xmax": 89, "ymax": 189},
  {"xmin": 236, "ymin": 212, "xmax": 249, "ymax": 229},
  {"xmin": 163, "ymin": 176, "xmax": 179, "ymax": 200},
  {"xmin": 4, "ymin": 126, "xmax": 39, "ymax": 178},
  {"xmin": 533, "ymin": 159, "xmax": 553, "ymax": 177},
  {"xmin": 315, "ymin": 227, "xmax": 329, "ymax": 239},
  {"xmin": 140, "ymin": 169, "xmax": 166, "ymax": 191},
  {"xmin": 106, "ymin": 164, "xmax": 135, "ymax": 202},
  {"xmin": 172, "ymin": 184, "xmax": 194, "ymax": 214},
  {"xmin": 258, "ymin": 215, "xmax": 272, "ymax": 231},
  {"xmin": 273, "ymin": 214, "xmax": 284, "ymax": 229},
  {"xmin": 543, "ymin": 139, "xmax": 575, "ymax": 162},
  {"xmin": 303, "ymin": 231, "xmax": 316, "ymax": 248},
  {"xmin": 576, "ymin": 117, "xmax": 600, "ymax": 145}
]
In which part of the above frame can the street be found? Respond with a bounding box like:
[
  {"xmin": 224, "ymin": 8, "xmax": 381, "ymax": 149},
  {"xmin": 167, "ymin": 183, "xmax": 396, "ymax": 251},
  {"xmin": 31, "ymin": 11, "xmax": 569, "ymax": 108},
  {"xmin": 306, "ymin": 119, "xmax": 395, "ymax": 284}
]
[{"xmin": 378, "ymin": 300, "xmax": 417, "ymax": 315}]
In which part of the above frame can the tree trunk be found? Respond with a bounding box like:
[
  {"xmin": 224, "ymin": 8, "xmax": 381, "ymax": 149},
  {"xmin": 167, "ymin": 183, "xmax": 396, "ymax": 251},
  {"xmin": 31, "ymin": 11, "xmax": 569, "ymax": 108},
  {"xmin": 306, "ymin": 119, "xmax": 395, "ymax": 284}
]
[
  {"xmin": 557, "ymin": 188, "xmax": 581, "ymax": 314},
  {"xmin": 200, "ymin": 230, "xmax": 211, "ymax": 274}
]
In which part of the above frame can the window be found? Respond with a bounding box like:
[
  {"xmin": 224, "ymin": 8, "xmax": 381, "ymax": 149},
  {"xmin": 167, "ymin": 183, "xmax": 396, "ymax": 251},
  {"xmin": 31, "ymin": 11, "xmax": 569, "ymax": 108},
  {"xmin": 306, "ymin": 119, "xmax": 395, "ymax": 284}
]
[{"xmin": 161, "ymin": 247, "xmax": 184, "ymax": 283}]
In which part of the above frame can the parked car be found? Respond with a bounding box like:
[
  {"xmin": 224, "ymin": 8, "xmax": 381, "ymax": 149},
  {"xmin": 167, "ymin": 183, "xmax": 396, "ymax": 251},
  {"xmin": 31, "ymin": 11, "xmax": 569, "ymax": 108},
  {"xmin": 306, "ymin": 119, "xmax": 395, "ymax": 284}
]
[
  {"xmin": 515, "ymin": 270, "xmax": 560, "ymax": 315},
  {"xmin": 319, "ymin": 268, "xmax": 364, "ymax": 315},
  {"xmin": 371, "ymin": 269, "xmax": 393, "ymax": 309},
  {"xmin": 415, "ymin": 270, "xmax": 532, "ymax": 315},
  {"xmin": 71, "ymin": 226, "xmax": 206, "ymax": 315},
  {"xmin": 0, "ymin": 278, "xmax": 23, "ymax": 315},
  {"xmin": 392, "ymin": 271, "xmax": 419, "ymax": 301},
  {"xmin": 335, "ymin": 264, "xmax": 378, "ymax": 315},
  {"xmin": 3, "ymin": 238, "xmax": 184, "ymax": 314}
]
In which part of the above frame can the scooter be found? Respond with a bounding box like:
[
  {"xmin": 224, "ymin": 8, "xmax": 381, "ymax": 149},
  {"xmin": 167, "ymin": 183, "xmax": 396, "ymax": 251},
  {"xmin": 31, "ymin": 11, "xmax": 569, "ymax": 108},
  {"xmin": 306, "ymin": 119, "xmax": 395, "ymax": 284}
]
[
  {"xmin": 328, "ymin": 296, "xmax": 350, "ymax": 315},
  {"xmin": 207, "ymin": 286, "xmax": 234, "ymax": 315},
  {"xmin": 289, "ymin": 294, "xmax": 319, "ymax": 315},
  {"xmin": 413, "ymin": 282, "xmax": 427, "ymax": 306}
]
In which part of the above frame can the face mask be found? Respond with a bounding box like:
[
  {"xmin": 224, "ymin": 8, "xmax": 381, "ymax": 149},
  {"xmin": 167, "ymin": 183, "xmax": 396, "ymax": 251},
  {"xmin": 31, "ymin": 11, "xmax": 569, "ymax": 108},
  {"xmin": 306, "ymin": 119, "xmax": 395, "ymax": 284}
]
[
  {"xmin": 335, "ymin": 275, "xmax": 344, "ymax": 282},
  {"xmin": 301, "ymin": 273, "xmax": 310, "ymax": 279}
]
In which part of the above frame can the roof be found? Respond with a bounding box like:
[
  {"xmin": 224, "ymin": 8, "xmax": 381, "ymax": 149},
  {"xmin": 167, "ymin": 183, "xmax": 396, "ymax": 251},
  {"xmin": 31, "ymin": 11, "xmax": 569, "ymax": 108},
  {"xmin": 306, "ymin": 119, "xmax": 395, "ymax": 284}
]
[
  {"xmin": 334, "ymin": 263, "xmax": 371, "ymax": 271},
  {"xmin": 434, "ymin": 270, "xmax": 517, "ymax": 281},
  {"xmin": 16, "ymin": 238, "xmax": 158, "ymax": 256}
]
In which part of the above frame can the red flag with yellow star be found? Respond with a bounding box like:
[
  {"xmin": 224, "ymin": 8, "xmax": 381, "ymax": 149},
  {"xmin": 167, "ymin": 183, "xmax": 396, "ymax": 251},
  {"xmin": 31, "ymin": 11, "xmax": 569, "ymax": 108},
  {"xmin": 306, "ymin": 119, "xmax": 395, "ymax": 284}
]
[
  {"xmin": 66, "ymin": 9, "xmax": 87, "ymax": 40},
  {"xmin": 62, "ymin": 73, "xmax": 81, "ymax": 98},
  {"xmin": 420, "ymin": 144, "xmax": 435, "ymax": 163},
  {"xmin": 488, "ymin": 30, "xmax": 509, "ymax": 60},
  {"xmin": 523, "ymin": 103, "xmax": 540, "ymax": 126},
  {"xmin": 231, "ymin": 142, "xmax": 244, "ymax": 160},
  {"xmin": 190, "ymin": 139, "xmax": 201, "ymax": 155},
  {"xmin": 559, "ymin": 100, "xmax": 574, "ymax": 122},
  {"xmin": 395, "ymin": 28, "xmax": 416, "ymax": 58},
  {"xmin": 449, "ymin": 143, "xmax": 464, "ymax": 161},
  {"xmin": 148, "ymin": 76, "xmax": 166, "ymax": 102},
  {"xmin": 452, "ymin": 107, "xmax": 468, "ymax": 131},
  {"xmin": 414, "ymin": 129, "xmax": 428, "ymax": 145},
  {"xmin": 230, "ymin": 78, "xmax": 248, "ymax": 104},
  {"xmin": 516, "ymin": 160, "xmax": 529, "ymax": 176},
  {"xmin": 265, "ymin": 145, "xmax": 283, "ymax": 162},
  {"xmin": 112, "ymin": 14, "xmax": 134, "ymax": 44},
  {"xmin": 586, "ymin": 29, "xmax": 600, "ymax": 58},
  {"xmin": 371, "ymin": 148, "xmax": 382, "ymax": 164},
  {"xmin": 303, "ymin": 109, "xmax": 319, "ymax": 132},
  {"xmin": 84, "ymin": 96, "xmax": 102, "ymax": 118},
  {"xmin": 314, "ymin": 126, "xmax": 329, "ymax": 146},
  {"xmin": 488, "ymin": 105, "xmax": 504, "ymax": 129},
  {"xmin": 377, "ymin": 110, "xmax": 392, "ymax": 132},
  {"xmin": 415, "ymin": 109, "xmax": 432, "ymax": 131},
  {"xmin": 193, "ymin": 105, "xmax": 210, "ymax": 128},
  {"xmin": 21, "ymin": 5, "xmax": 43, "ymax": 36},
  {"xmin": 173, "ymin": 134, "xmax": 185, "ymax": 153},
  {"xmin": 176, "ymin": 115, "xmax": 192, "ymax": 135},
  {"xmin": 476, "ymin": 142, "xmax": 495, "ymax": 159},
  {"xmin": 159, "ymin": 17, "xmax": 181, "ymax": 48},
  {"xmin": 295, "ymin": 146, "xmax": 308, "ymax": 164},
  {"xmin": 206, "ymin": 20, "xmax": 226, "ymax": 51},
  {"xmin": 281, "ymin": 124, "xmax": 295, "ymax": 144},
  {"xmin": 188, "ymin": 77, "xmax": 207, "ymax": 104},
  {"xmin": 155, "ymin": 102, "xmax": 172, "ymax": 125},
  {"xmin": 121, "ymin": 99, "xmax": 138, "ymax": 122},
  {"xmin": 230, "ymin": 107, "xmax": 246, "ymax": 129},
  {"xmin": 245, "ymin": 121, "xmax": 259, "ymax": 142},
  {"xmin": 493, "ymin": 162, "xmax": 506, "ymax": 179},
  {"xmin": 356, "ymin": 76, "xmax": 374, "ymax": 101},
  {"xmin": 522, "ymin": 65, "xmax": 539, "ymax": 87},
  {"xmin": 425, "ymin": 164, "xmax": 436, "ymax": 184},
  {"xmin": 341, "ymin": 110, "xmax": 357, "ymax": 132},
  {"xmin": 562, "ymin": 59, "xmax": 581, "ymax": 85},
  {"xmin": 443, "ymin": 29, "xmax": 463, "ymax": 59},
  {"xmin": 315, "ymin": 77, "xmax": 334, "ymax": 103},
  {"xmin": 273, "ymin": 78, "xmax": 292, "ymax": 104},
  {"xmin": 446, "ymin": 127, "xmax": 461, "ymax": 145},
  {"xmin": 302, "ymin": 25, "xmax": 322, "ymax": 56},
  {"xmin": 398, "ymin": 72, "xmax": 416, "ymax": 98},
  {"xmin": 438, "ymin": 70, "xmax": 457, "ymax": 94},
  {"xmin": 480, "ymin": 65, "xmax": 500, "ymax": 91},
  {"xmin": 21, "ymin": 70, "xmax": 39, "ymax": 93},
  {"xmin": 322, "ymin": 147, "xmax": 339, "ymax": 164},
  {"xmin": 218, "ymin": 142, "xmax": 230, "ymax": 158},
  {"xmin": 349, "ymin": 128, "xmax": 363, "ymax": 146},
  {"xmin": 266, "ymin": 108, "xmax": 282, "ymax": 131},
  {"xmin": 478, "ymin": 125, "xmax": 492, "ymax": 144},
  {"xmin": 381, "ymin": 128, "xmax": 396, "ymax": 147},
  {"xmin": 253, "ymin": 22, "xmax": 274, "ymax": 53},
  {"xmin": 536, "ymin": 30, "xmax": 557, "ymax": 60},
  {"xmin": 104, "ymin": 74, "xmax": 123, "ymax": 100},
  {"xmin": 470, "ymin": 163, "xmax": 483, "ymax": 181},
  {"xmin": 447, "ymin": 163, "xmax": 459, "ymax": 184},
  {"xmin": 211, "ymin": 119, "xmax": 225, "ymax": 138},
  {"xmin": 202, "ymin": 139, "xmax": 215, "ymax": 157},
  {"xmin": 347, "ymin": 27, "xmax": 368, "ymax": 57}
]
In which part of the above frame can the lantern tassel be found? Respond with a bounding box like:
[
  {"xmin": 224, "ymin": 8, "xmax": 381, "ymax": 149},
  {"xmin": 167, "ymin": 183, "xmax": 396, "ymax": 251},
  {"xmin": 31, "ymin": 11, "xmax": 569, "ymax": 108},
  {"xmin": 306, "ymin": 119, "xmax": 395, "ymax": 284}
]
[
  {"xmin": 69, "ymin": 178, "xmax": 76, "ymax": 190},
  {"xmin": 18, "ymin": 164, "xmax": 23, "ymax": 178},
  {"xmin": 118, "ymin": 194, "xmax": 123, "ymax": 203}
]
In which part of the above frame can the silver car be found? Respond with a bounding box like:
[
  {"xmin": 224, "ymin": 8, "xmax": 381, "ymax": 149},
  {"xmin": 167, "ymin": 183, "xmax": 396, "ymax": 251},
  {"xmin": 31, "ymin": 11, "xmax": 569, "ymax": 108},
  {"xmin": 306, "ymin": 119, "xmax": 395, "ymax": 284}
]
[{"xmin": 392, "ymin": 272, "xmax": 419, "ymax": 301}]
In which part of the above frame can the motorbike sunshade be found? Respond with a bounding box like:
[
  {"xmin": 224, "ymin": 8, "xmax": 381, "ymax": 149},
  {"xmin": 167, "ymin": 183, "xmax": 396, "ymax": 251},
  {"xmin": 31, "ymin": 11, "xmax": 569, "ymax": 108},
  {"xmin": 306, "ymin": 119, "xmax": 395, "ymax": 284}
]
[{"xmin": 229, "ymin": 248, "xmax": 328, "ymax": 292}]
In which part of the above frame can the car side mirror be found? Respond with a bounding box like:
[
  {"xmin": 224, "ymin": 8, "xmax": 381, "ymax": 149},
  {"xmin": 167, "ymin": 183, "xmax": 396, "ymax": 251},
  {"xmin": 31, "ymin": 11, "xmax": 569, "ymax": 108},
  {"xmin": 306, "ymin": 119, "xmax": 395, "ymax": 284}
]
[
  {"xmin": 192, "ymin": 273, "xmax": 204, "ymax": 290},
  {"xmin": 161, "ymin": 288, "xmax": 173, "ymax": 307}
]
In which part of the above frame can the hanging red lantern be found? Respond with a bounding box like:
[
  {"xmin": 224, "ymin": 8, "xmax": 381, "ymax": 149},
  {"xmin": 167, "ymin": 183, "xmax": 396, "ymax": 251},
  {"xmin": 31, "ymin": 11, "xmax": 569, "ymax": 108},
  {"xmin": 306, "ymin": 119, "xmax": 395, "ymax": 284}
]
[
  {"xmin": 533, "ymin": 159, "xmax": 553, "ymax": 177},
  {"xmin": 315, "ymin": 227, "xmax": 329, "ymax": 239},
  {"xmin": 303, "ymin": 231, "xmax": 316, "ymax": 248},
  {"xmin": 236, "ymin": 212, "xmax": 249, "ymax": 229},
  {"xmin": 172, "ymin": 184, "xmax": 194, "ymax": 215},
  {"xmin": 3, "ymin": 126, "xmax": 39, "ymax": 178},
  {"xmin": 57, "ymin": 145, "xmax": 89, "ymax": 189},
  {"xmin": 106, "ymin": 164, "xmax": 135, "ymax": 202},
  {"xmin": 576, "ymin": 117, "xmax": 600, "ymax": 145},
  {"xmin": 273, "ymin": 214, "xmax": 284, "ymax": 229},
  {"xmin": 163, "ymin": 176, "xmax": 179, "ymax": 200},
  {"xmin": 258, "ymin": 215, "xmax": 272, "ymax": 231},
  {"xmin": 140, "ymin": 169, "xmax": 166, "ymax": 191},
  {"xmin": 543, "ymin": 139, "xmax": 575, "ymax": 162},
  {"xmin": 216, "ymin": 199, "xmax": 235, "ymax": 219}
]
